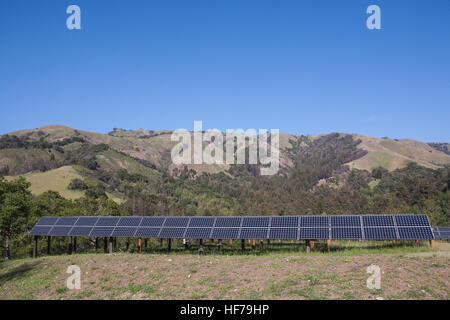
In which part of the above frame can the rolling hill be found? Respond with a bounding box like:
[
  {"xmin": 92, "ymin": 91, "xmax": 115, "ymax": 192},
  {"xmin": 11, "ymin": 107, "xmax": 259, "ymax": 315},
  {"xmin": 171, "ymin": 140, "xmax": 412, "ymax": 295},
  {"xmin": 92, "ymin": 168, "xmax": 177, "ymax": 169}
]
[{"xmin": 1, "ymin": 125, "xmax": 449, "ymax": 203}]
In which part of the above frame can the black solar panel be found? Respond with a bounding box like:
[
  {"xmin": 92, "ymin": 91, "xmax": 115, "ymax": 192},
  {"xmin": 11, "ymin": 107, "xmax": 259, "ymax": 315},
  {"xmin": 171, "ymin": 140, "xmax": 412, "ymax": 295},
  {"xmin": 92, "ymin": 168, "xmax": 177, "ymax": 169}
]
[
  {"xmin": 90, "ymin": 227, "xmax": 115, "ymax": 237},
  {"xmin": 269, "ymin": 228, "xmax": 298, "ymax": 239},
  {"xmin": 331, "ymin": 227, "xmax": 362, "ymax": 239},
  {"xmin": 135, "ymin": 227, "xmax": 161, "ymax": 238},
  {"xmin": 49, "ymin": 226, "xmax": 73, "ymax": 236},
  {"xmin": 239, "ymin": 228, "xmax": 268, "ymax": 239},
  {"xmin": 330, "ymin": 216, "xmax": 360, "ymax": 227},
  {"xmin": 364, "ymin": 227, "xmax": 397, "ymax": 239},
  {"xmin": 163, "ymin": 217, "xmax": 190, "ymax": 227},
  {"xmin": 30, "ymin": 225, "xmax": 52, "ymax": 236},
  {"xmin": 395, "ymin": 215, "xmax": 429, "ymax": 227},
  {"xmin": 185, "ymin": 228, "xmax": 212, "ymax": 239},
  {"xmin": 29, "ymin": 215, "xmax": 436, "ymax": 241},
  {"xmin": 55, "ymin": 217, "xmax": 78, "ymax": 226},
  {"xmin": 159, "ymin": 227, "xmax": 186, "ymax": 238},
  {"xmin": 270, "ymin": 216, "xmax": 299, "ymax": 228},
  {"xmin": 362, "ymin": 215, "xmax": 394, "ymax": 227},
  {"xmin": 439, "ymin": 232, "xmax": 450, "ymax": 240},
  {"xmin": 300, "ymin": 216, "xmax": 329, "ymax": 227},
  {"xmin": 75, "ymin": 217, "xmax": 99, "ymax": 226},
  {"xmin": 111, "ymin": 227, "xmax": 137, "ymax": 237},
  {"xmin": 117, "ymin": 217, "xmax": 142, "ymax": 227},
  {"xmin": 398, "ymin": 227, "xmax": 434, "ymax": 239},
  {"xmin": 36, "ymin": 217, "xmax": 58, "ymax": 226},
  {"xmin": 188, "ymin": 217, "xmax": 215, "ymax": 227},
  {"xmin": 211, "ymin": 228, "xmax": 239, "ymax": 239},
  {"xmin": 242, "ymin": 217, "xmax": 270, "ymax": 228},
  {"xmin": 215, "ymin": 217, "xmax": 242, "ymax": 228},
  {"xmin": 299, "ymin": 228, "xmax": 329, "ymax": 239},
  {"xmin": 69, "ymin": 226, "xmax": 93, "ymax": 236},
  {"xmin": 140, "ymin": 217, "xmax": 165, "ymax": 227},
  {"xmin": 96, "ymin": 217, "xmax": 120, "ymax": 227}
]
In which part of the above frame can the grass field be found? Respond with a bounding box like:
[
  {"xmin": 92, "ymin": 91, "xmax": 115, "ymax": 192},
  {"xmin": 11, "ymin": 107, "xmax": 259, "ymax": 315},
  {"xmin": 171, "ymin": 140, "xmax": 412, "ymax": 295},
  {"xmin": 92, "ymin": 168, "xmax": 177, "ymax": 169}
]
[
  {"xmin": 5, "ymin": 165, "xmax": 124, "ymax": 203},
  {"xmin": 1, "ymin": 240, "xmax": 449, "ymax": 300}
]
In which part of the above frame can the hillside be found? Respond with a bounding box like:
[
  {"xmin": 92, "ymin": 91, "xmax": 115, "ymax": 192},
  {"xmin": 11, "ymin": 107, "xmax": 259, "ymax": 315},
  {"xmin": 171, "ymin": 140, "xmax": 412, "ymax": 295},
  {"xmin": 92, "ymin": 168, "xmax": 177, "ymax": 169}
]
[{"xmin": 0, "ymin": 125, "xmax": 449, "ymax": 223}]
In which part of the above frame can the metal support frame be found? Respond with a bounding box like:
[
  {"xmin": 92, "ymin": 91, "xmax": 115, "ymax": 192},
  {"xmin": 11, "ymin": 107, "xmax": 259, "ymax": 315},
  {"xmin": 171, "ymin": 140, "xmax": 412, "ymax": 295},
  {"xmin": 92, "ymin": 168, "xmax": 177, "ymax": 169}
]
[
  {"xmin": 33, "ymin": 236, "xmax": 38, "ymax": 258},
  {"xmin": 47, "ymin": 236, "xmax": 51, "ymax": 255}
]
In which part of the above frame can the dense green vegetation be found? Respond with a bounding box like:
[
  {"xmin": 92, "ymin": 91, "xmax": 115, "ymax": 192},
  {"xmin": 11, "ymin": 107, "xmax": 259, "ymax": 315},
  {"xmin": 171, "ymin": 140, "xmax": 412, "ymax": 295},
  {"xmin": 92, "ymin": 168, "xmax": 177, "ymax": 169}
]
[{"xmin": 0, "ymin": 132, "xmax": 449, "ymax": 260}]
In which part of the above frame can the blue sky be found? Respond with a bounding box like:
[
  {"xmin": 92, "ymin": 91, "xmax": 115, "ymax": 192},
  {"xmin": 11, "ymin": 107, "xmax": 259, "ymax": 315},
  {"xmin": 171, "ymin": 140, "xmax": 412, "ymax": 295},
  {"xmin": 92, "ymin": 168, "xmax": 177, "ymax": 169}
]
[{"xmin": 1, "ymin": 0, "xmax": 449, "ymax": 142}]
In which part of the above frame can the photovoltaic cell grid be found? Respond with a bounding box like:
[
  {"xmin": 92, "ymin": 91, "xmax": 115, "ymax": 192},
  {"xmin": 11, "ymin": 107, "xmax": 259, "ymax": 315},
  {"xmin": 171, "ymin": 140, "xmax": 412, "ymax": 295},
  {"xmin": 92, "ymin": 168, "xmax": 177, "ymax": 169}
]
[
  {"xmin": 29, "ymin": 215, "xmax": 435, "ymax": 240},
  {"xmin": 433, "ymin": 227, "xmax": 450, "ymax": 240}
]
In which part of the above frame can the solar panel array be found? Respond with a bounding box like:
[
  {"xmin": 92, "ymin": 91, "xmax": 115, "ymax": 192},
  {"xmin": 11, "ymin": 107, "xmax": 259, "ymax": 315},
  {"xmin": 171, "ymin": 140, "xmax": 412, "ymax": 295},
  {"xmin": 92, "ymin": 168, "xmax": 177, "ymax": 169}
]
[
  {"xmin": 433, "ymin": 227, "xmax": 450, "ymax": 240},
  {"xmin": 30, "ymin": 215, "xmax": 434, "ymax": 240}
]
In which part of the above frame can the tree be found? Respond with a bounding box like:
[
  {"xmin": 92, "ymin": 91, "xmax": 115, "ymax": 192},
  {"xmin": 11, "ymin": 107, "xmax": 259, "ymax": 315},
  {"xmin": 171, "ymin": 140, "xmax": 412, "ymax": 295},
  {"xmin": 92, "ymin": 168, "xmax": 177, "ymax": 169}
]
[{"xmin": 0, "ymin": 177, "xmax": 32, "ymax": 260}]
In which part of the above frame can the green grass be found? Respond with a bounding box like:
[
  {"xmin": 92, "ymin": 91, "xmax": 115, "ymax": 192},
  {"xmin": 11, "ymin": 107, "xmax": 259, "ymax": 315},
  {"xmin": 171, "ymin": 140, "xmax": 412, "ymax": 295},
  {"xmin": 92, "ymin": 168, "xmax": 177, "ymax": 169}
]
[{"xmin": 1, "ymin": 241, "xmax": 448, "ymax": 300}]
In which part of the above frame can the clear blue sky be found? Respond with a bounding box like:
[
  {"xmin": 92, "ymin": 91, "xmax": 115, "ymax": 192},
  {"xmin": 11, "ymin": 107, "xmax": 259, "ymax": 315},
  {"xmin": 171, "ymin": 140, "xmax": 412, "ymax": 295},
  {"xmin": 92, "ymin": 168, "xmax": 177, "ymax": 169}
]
[{"xmin": 1, "ymin": 0, "xmax": 449, "ymax": 142}]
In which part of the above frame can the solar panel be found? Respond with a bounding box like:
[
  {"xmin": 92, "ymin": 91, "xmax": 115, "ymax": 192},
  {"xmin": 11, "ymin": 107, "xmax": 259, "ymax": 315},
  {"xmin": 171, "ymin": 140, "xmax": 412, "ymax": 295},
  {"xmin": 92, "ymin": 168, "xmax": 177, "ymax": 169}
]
[
  {"xmin": 395, "ymin": 215, "xmax": 429, "ymax": 227},
  {"xmin": 188, "ymin": 217, "xmax": 215, "ymax": 227},
  {"xmin": 135, "ymin": 227, "xmax": 161, "ymax": 238},
  {"xmin": 185, "ymin": 228, "xmax": 212, "ymax": 239},
  {"xmin": 364, "ymin": 227, "xmax": 397, "ymax": 239},
  {"xmin": 69, "ymin": 226, "xmax": 93, "ymax": 236},
  {"xmin": 269, "ymin": 228, "xmax": 298, "ymax": 239},
  {"xmin": 300, "ymin": 216, "xmax": 329, "ymax": 227},
  {"xmin": 48, "ymin": 226, "xmax": 73, "ymax": 236},
  {"xmin": 140, "ymin": 217, "xmax": 165, "ymax": 227},
  {"xmin": 362, "ymin": 215, "xmax": 395, "ymax": 227},
  {"xmin": 242, "ymin": 217, "xmax": 270, "ymax": 228},
  {"xmin": 159, "ymin": 227, "xmax": 186, "ymax": 238},
  {"xmin": 215, "ymin": 217, "xmax": 242, "ymax": 228},
  {"xmin": 36, "ymin": 217, "xmax": 58, "ymax": 226},
  {"xmin": 55, "ymin": 217, "xmax": 78, "ymax": 226},
  {"xmin": 90, "ymin": 227, "xmax": 115, "ymax": 237},
  {"xmin": 239, "ymin": 228, "xmax": 268, "ymax": 239},
  {"xmin": 330, "ymin": 216, "xmax": 360, "ymax": 227},
  {"xmin": 398, "ymin": 227, "xmax": 434, "ymax": 239},
  {"xmin": 163, "ymin": 217, "xmax": 190, "ymax": 227},
  {"xmin": 95, "ymin": 217, "xmax": 120, "ymax": 227},
  {"xmin": 331, "ymin": 227, "xmax": 362, "ymax": 239},
  {"xmin": 30, "ymin": 225, "xmax": 52, "ymax": 236},
  {"xmin": 117, "ymin": 217, "xmax": 142, "ymax": 227},
  {"xmin": 270, "ymin": 216, "xmax": 299, "ymax": 228},
  {"xmin": 111, "ymin": 227, "xmax": 137, "ymax": 237},
  {"xmin": 29, "ymin": 215, "xmax": 436, "ymax": 242},
  {"xmin": 439, "ymin": 232, "xmax": 450, "ymax": 240},
  {"xmin": 299, "ymin": 228, "xmax": 329, "ymax": 239},
  {"xmin": 211, "ymin": 228, "xmax": 239, "ymax": 239},
  {"xmin": 75, "ymin": 217, "xmax": 99, "ymax": 226}
]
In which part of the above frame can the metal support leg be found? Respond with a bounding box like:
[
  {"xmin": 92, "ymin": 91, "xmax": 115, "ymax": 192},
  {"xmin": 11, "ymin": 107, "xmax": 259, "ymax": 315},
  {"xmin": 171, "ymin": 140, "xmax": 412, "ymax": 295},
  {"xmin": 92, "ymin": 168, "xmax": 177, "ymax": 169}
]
[
  {"xmin": 33, "ymin": 236, "xmax": 38, "ymax": 258},
  {"xmin": 69, "ymin": 236, "xmax": 73, "ymax": 255},
  {"xmin": 47, "ymin": 236, "xmax": 51, "ymax": 255}
]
